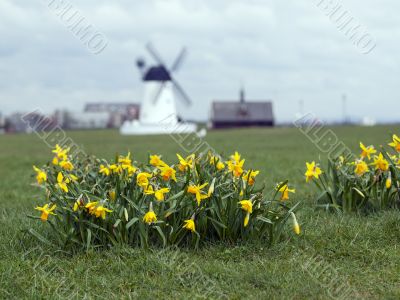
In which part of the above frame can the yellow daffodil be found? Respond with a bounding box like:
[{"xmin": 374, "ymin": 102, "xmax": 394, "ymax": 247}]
[
  {"xmin": 33, "ymin": 166, "xmax": 47, "ymax": 184},
  {"xmin": 176, "ymin": 153, "xmax": 194, "ymax": 172},
  {"xmin": 84, "ymin": 201, "xmax": 112, "ymax": 219},
  {"xmin": 216, "ymin": 161, "xmax": 225, "ymax": 170},
  {"xmin": 354, "ymin": 160, "xmax": 369, "ymax": 176},
  {"xmin": 277, "ymin": 183, "xmax": 295, "ymax": 201},
  {"xmin": 305, "ymin": 161, "xmax": 322, "ymax": 182},
  {"xmin": 143, "ymin": 185, "xmax": 170, "ymax": 201},
  {"xmin": 239, "ymin": 200, "xmax": 253, "ymax": 213},
  {"xmin": 35, "ymin": 203, "xmax": 56, "ymax": 222},
  {"xmin": 360, "ymin": 142, "xmax": 377, "ymax": 159},
  {"xmin": 373, "ymin": 153, "xmax": 389, "ymax": 171},
  {"xmin": 149, "ymin": 154, "xmax": 164, "ymax": 167},
  {"xmin": 243, "ymin": 170, "xmax": 260, "ymax": 185},
  {"xmin": 110, "ymin": 164, "xmax": 122, "ymax": 174},
  {"xmin": 183, "ymin": 218, "xmax": 196, "ymax": 232},
  {"xmin": 230, "ymin": 151, "xmax": 242, "ymax": 164},
  {"xmin": 155, "ymin": 188, "xmax": 170, "ymax": 201},
  {"xmin": 209, "ymin": 155, "xmax": 225, "ymax": 170},
  {"xmin": 85, "ymin": 201, "xmax": 99, "ymax": 214},
  {"xmin": 99, "ymin": 164, "xmax": 110, "ymax": 176},
  {"xmin": 52, "ymin": 157, "xmax": 59, "ymax": 165},
  {"xmin": 136, "ymin": 172, "xmax": 152, "ymax": 187},
  {"xmin": 239, "ymin": 200, "xmax": 252, "ymax": 227},
  {"xmin": 291, "ymin": 212, "xmax": 300, "ymax": 235},
  {"xmin": 388, "ymin": 134, "xmax": 400, "ymax": 153},
  {"xmin": 118, "ymin": 152, "xmax": 132, "ymax": 167},
  {"xmin": 158, "ymin": 164, "xmax": 177, "ymax": 181},
  {"xmin": 126, "ymin": 165, "xmax": 137, "ymax": 176},
  {"xmin": 187, "ymin": 182, "xmax": 209, "ymax": 205},
  {"xmin": 56, "ymin": 172, "xmax": 70, "ymax": 193},
  {"xmin": 227, "ymin": 159, "xmax": 245, "ymax": 178},
  {"xmin": 143, "ymin": 203, "xmax": 157, "ymax": 224},
  {"xmin": 93, "ymin": 205, "xmax": 112, "ymax": 219},
  {"xmin": 59, "ymin": 160, "xmax": 74, "ymax": 171},
  {"xmin": 52, "ymin": 144, "xmax": 69, "ymax": 162}
]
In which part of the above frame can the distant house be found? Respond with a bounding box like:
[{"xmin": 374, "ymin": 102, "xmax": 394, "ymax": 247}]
[
  {"xmin": 84, "ymin": 102, "xmax": 140, "ymax": 128},
  {"xmin": 209, "ymin": 90, "xmax": 274, "ymax": 129}
]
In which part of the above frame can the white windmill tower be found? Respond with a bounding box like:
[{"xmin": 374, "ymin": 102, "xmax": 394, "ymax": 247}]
[{"xmin": 120, "ymin": 43, "xmax": 197, "ymax": 135}]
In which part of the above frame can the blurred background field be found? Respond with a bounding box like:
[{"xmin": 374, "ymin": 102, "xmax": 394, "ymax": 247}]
[{"xmin": 1, "ymin": 125, "xmax": 400, "ymax": 299}]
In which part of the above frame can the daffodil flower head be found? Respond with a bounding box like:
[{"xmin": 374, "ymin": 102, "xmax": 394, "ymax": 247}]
[
  {"xmin": 360, "ymin": 142, "xmax": 377, "ymax": 160},
  {"xmin": 243, "ymin": 170, "xmax": 260, "ymax": 185},
  {"xmin": 305, "ymin": 161, "xmax": 322, "ymax": 182},
  {"xmin": 110, "ymin": 164, "xmax": 122, "ymax": 174},
  {"xmin": 33, "ymin": 166, "xmax": 47, "ymax": 184},
  {"xmin": 373, "ymin": 153, "xmax": 389, "ymax": 172},
  {"xmin": 239, "ymin": 200, "xmax": 253, "ymax": 213},
  {"xmin": 57, "ymin": 172, "xmax": 70, "ymax": 193},
  {"xmin": 176, "ymin": 153, "xmax": 194, "ymax": 172},
  {"xmin": 183, "ymin": 215, "xmax": 196, "ymax": 232},
  {"xmin": 52, "ymin": 144, "xmax": 69, "ymax": 161},
  {"xmin": 136, "ymin": 172, "xmax": 152, "ymax": 187},
  {"xmin": 59, "ymin": 160, "xmax": 74, "ymax": 171},
  {"xmin": 239, "ymin": 200, "xmax": 252, "ymax": 227},
  {"xmin": 143, "ymin": 202, "xmax": 157, "ymax": 224},
  {"xmin": 277, "ymin": 183, "xmax": 295, "ymax": 201},
  {"xmin": 354, "ymin": 160, "xmax": 369, "ymax": 176},
  {"xmin": 388, "ymin": 134, "xmax": 400, "ymax": 153},
  {"xmin": 158, "ymin": 164, "xmax": 177, "ymax": 182},
  {"xmin": 99, "ymin": 164, "xmax": 111, "ymax": 176},
  {"xmin": 154, "ymin": 188, "xmax": 170, "ymax": 201},
  {"xmin": 187, "ymin": 182, "xmax": 209, "ymax": 205},
  {"xmin": 149, "ymin": 154, "xmax": 164, "ymax": 167},
  {"xmin": 118, "ymin": 152, "xmax": 132, "ymax": 167},
  {"xmin": 35, "ymin": 203, "xmax": 56, "ymax": 222},
  {"xmin": 93, "ymin": 205, "xmax": 112, "ymax": 219}
]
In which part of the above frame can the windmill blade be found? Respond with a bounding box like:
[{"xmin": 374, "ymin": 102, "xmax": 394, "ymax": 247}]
[
  {"xmin": 146, "ymin": 43, "xmax": 166, "ymax": 66},
  {"xmin": 170, "ymin": 47, "xmax": 187, "ymax": 73},
  {"xmin": 171, "ymin": 78, "xmax": 192, "ymax": 106},
  {"xmin": 152, "ymin": 82, "xmax": 166, "ymax": 104}
]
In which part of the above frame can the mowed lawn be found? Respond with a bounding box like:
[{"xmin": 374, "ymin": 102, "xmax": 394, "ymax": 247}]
[{"xmin": 1, "ymin": 125, "xmax": 400, "ymax": 299}]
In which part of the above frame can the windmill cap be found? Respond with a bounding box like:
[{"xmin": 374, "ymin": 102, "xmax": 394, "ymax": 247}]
[{"xmin": 143, "ymin": 66, "xmax": 171, "ymax": 81}]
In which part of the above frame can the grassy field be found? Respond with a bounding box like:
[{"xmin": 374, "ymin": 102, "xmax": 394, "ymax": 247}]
[{"xmin": 1, "ymin": 125, "xmax": 400, "ymax": 299}]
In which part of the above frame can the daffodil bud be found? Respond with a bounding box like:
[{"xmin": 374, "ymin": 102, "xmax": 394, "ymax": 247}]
[
  {"xmin": 124, "ymin": 208, "xmax": 129, "ymax": 221},
  {"xmin": 208, "ymin": 178, "xmax": 216, "ymax": 196},
  {"xmin": 291, "ymin": 212, "xmax": 300, "ymax": 235},
  {"xmin": 244, "ymin": 212, "xmax": 250, "ymax": 227},
  {"xmin": 386, "ymin": 174, "xmax": 392, "ymax": 189}
]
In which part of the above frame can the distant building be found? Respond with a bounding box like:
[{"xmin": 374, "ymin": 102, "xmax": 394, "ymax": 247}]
[
  {"xmin": 62, "ymin": 111, "xmax": 110, "ymax": 130},
  {"xmin": 209, "ymin": 89, "xmax": 274, "ymax": 129},
  {"xmin": 4, "ymin": 112, "xmax": 58, "ymax": 133},
  {"xmin": 84, "ymin": 102, "xmax": 140, "ymax": 128}
]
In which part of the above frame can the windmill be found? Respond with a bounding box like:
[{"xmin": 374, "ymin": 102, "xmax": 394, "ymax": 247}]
[{"xmin": 120, "ymin": 43, "xmax": 197, "ymax": 135}]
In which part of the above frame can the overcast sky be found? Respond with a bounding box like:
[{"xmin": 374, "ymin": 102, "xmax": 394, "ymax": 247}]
[{"xmin": 0, "ymin": 0, "xmax": 399, "ymax": 123}]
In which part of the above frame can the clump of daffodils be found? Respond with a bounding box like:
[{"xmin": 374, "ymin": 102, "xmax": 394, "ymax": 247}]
[
  {"xmin": 30, "ymin": 146, "xmax": 300, "ymax": 250},
  {"xmin": 306, "ymin": 135, "xmax": 400, "ymax": 213}
]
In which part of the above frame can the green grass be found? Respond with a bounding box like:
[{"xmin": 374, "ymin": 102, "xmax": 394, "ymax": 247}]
[{"xmin": 1, "ymin": 125, "xmax": 400, "ymax": 299}]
